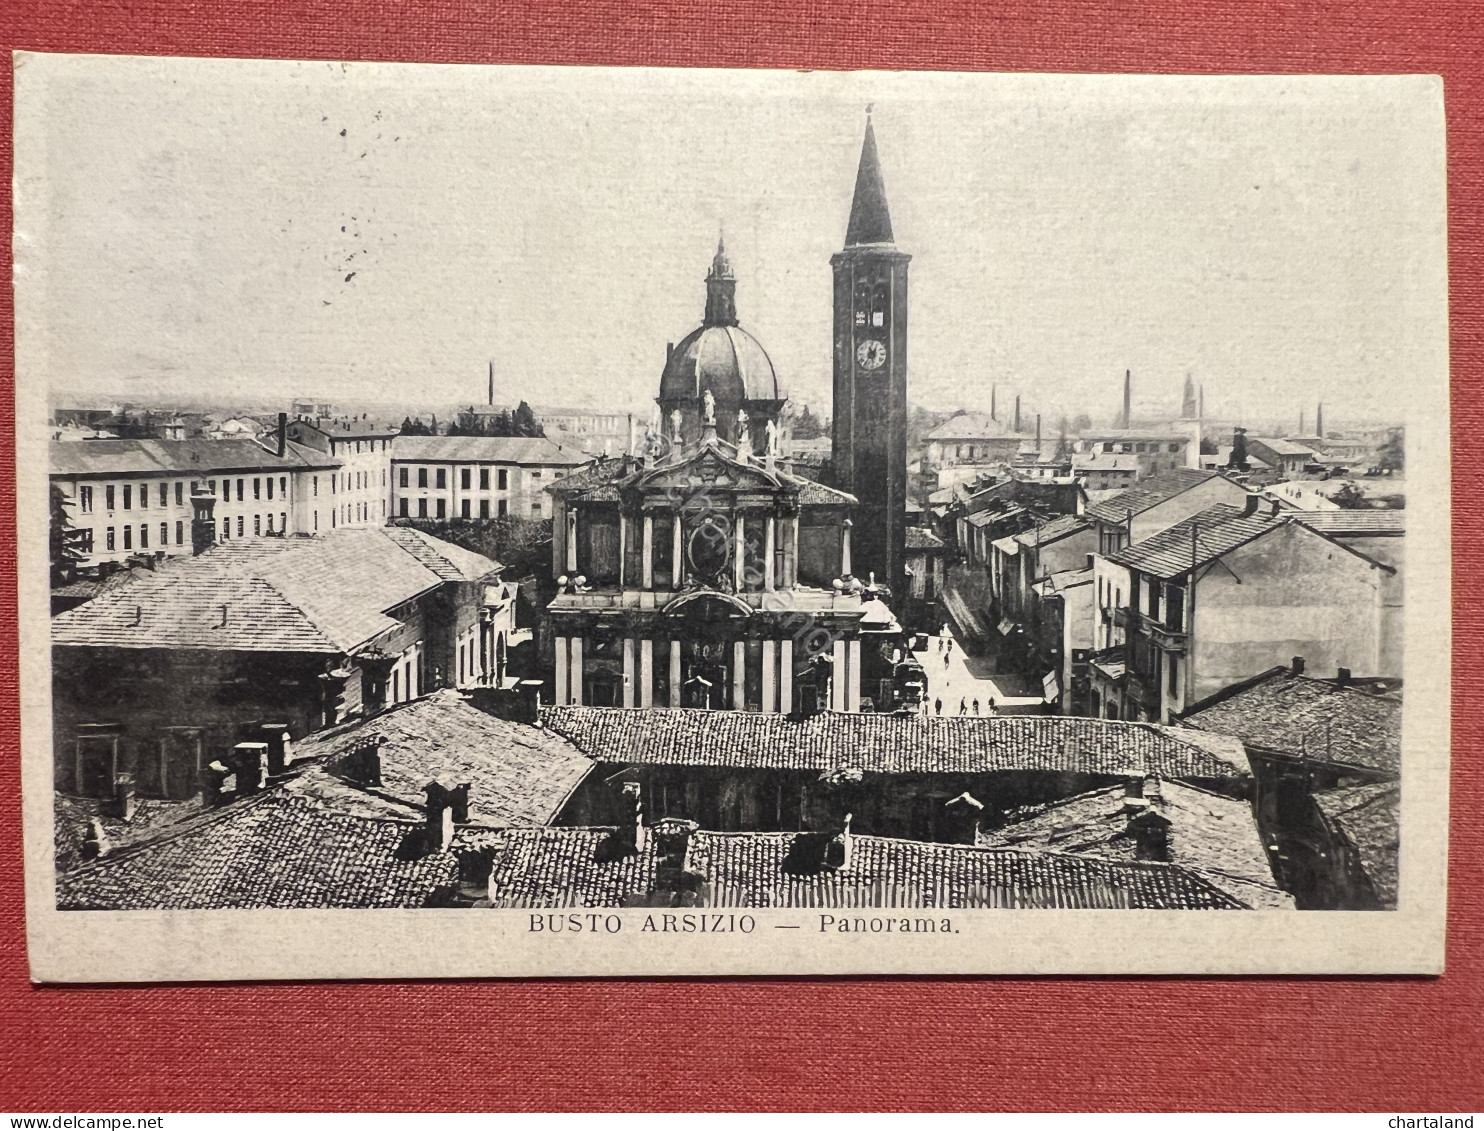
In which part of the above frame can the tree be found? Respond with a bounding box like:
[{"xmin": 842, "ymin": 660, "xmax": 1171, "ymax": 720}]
[
  {"xmin": 1228, "ymin": 428, "xmax": 1250, "ymax": 470},
  {"xmin": 50, "ymin": 484, "xmax": 87, "ymax": 586},
  {"xmin": 512, "ymin": 400, "xmax": 544, "ymax": 438},
  {"xmin": 791, "ymin": 404, "xmax": 828, "ymax": 440},
  {"xmin": 1199, "ymin": 436, "xmax": 1219, "ymax": 456},
  {"xmin": 1070, "ymin": 413, "xmax": 1092, "ymax": 434},
  {"xmin": 399, "ymin": 415, "xmax": 435, "ymax": 436},
  {"xmin": 1329, "ymin": 482, "xmax": 1369, "ymax": 510}
]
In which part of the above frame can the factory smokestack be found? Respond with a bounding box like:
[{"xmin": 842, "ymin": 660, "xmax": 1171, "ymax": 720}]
[{"xmin": 1122, "ymin": 370, "xmax": 1132, "ymax": 429}]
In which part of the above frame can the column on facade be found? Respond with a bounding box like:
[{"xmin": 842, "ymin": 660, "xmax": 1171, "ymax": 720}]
[
  {"xmin": 554, "ymin": 635, "xmax": 569, "ymax": 706},
  {"xmin": 779, "ymin": 637, "xmax": 793, "ymax": 714},
  {"xmin": 672, "ymin": 519, "xmax": 684, "ymax": 588},
  {"xmin": 764, "ymin": 516, "xmax": 776, "ymax": 591},
  {"xmin": 617, "ymin": 513, "xmax": 629, "ymax": 588},
  {"xmin": 761, "ymin": 639, "xmax": 777, "ymax": 713},
  {"xmin": 733, "ymin": 513, "xmax": 747, "ymax": 591},
  {"xmin": 570, "ymin": 636, "xmax": 584, "ymax": 706},
  {"xmin": 831, "ymin": 638, "xmax": 848, "ymax": 711},
  {"xmin": 642, "ymin": 514, "xmax": 654, "ymax": 589},
  {"xmin": 841, "ymin": 518, "xmax": 853, "ymax": 578},
  {"xmin": 789, "ymin": 515, "xmax": 800, "ymax": 587},
  {"xmin": 669, "ymin": 640, "xmax": 682, "ymax": 708},
  {"xmin": 640, "ymin": 639, "xmax": 654, "ymax": 708},
  {"xmin": 733, "ymin": 639, "xmax": 747, "ymax": 710},
  {"xmin": 565, "ymin": 509, "xmax": 578, "ymax": 574},
  {"xmin": 846, "ymin": 639, "xmax": 862, "ymax": 713},
  {"xmin": 622, "ymin": 637, "xmax": 636, "ymax": 708}
]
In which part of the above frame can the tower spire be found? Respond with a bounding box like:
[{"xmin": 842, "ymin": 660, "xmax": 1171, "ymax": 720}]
[
  {"xmin": 845, "ymin": 108, "xmax": 895, "ymax": 247},
  {"xmin": 703, "ymin": 229, "xmax": 738, "ymax": 327}
]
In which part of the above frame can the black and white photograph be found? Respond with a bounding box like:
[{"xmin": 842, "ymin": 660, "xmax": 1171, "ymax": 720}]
[{"xmin": 14, "ymin": 57, "xmax": 1450, "ymax": 979}]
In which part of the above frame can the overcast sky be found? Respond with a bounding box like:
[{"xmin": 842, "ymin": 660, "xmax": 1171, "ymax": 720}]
[{"xmin": 16, "ymin": 58, "xmax": 1445, "ymax": 428}]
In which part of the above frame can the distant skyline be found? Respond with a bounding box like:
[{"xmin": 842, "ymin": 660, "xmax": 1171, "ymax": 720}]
[{"xmin": 20, "ymin": 60, "xmax": 1441, "ymax": 430}]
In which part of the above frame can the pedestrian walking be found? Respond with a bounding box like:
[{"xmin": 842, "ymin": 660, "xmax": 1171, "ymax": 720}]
[
  {"xmin": 988, "ymin": 696, "xmax": 997, "ymax": 716},
  {"xmin": 972, "ymin": 698, "xmax": 980, "ymax": 715},
  {"xmin": 946, "ymin": 639, "xmax": 954, "ymax": 655},
  {"xmin": 944, "ymin": 652, "xmax": 951, "ymax": 669},
  {"xmin": 959, "ymin": 697, "xmax": 967, "ymax": 715},
  {"xmin": 934, "ymin": 697, "xmax": 942, "ymax": 715}
]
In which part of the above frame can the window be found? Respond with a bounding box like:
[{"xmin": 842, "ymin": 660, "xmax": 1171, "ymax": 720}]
[
  {"xmin": 175, "ymin": 520, "xmax": 183, "ymax": 544},
  {"xmin": 106, "ymin": 527, "xmax": 115, "ymax": 551},
  {"xmin": 266, "ymin": 477, "xmax": 274, "ymax": 501},
  {"xmin": 392, "ymin": 669, "xmax": 400, "ymax": 703},
  {"xmin": 1146, "ymin": 579, "xmax": 1160, "ymax": 618},
  {"xmin": 479, "ymin": 468, "xmax": 490, "ymax": 491},
  {"xmin": 461, "ymin": 468, "xmax": 471, "ymax": 491},
  {"xmin": 399, "ymin": 498, "xmax": 409, "ymax": 517},
  {"xmin": 265, "ymin": 514, "xmax": 273, "ymax": 534},
  {"xmin": 138, "ymin": 483, "xmax": 148, "ymax": 508},
  {"xmin": 313, "ymin": 476, "xmax": 318, "ymax": 497},
  {"xmin": 418, "ymin": 498, "xmax": 428, "ymax": 518},
  {"xmin": 381, "ymin": 469, "xmax": 386, "ymax": 486},
  {"xmin": 122, "ymin": 485, "xmax": 132, "ymax": 510},
  {"xmin": 122, "ymin": 526, "xmax": 132, "ymax": 550},
  {"xmin": 498, "ymin": 469, "xmax": 508, "ymax": 490},
  {"xmin": 160, "ymin": 522, "xmax": 168, "ymax": 546},
  {"xmin": 222, "ymin": 517, "xmax": 231, "ymax": 539},
  {"xmin": 253, "ymin": 477, "xmax": 261, "ymax": 500},
  {"xmin": 460, "ymin": 499, "xmax": 470, "ymax": 519},
  {"xmin": 280, "ymin": 511, "xmax": 286, "ymax": 531},
  {"xmin": 1169, "ymin": 443, "xmax": 1181, "ymax": 453},
  {"xmin": 254, "ymin": 515, "xmax": 261, "ymax": 536},
  {"xmin": 417, "ymin": 468, "xmax": 428, "ymax": 488},
  {"xmin": 76, "ymin": 529, "xmax": 93, "ymax": 554},
  {"xmin": 79, "ymin": 486, "xmax": 93, "ymax": 514},
  {"xmin": 280, "ymin": 476, "xmax": 286, "ymax": 498},
  {"xmin": 499, "ymin": 498, "xmax": 508, "ymax": 517},
  {"xmin": 436, "ymin": 498, "xmax": 446, "ymax": 519},
  {"xmin": 157, "ymin": 483, "xmax": 167, "ymax": 508},
  {"xmin": 209, "ymin": 480, "xmax": 217, "ymax": 495},
  {"xmin": 105, "ymin": 485, "xmax": 115, "ymax": 511},
  {"xmin": 1168, "ymin": 659, "xmax": 1179, "ymax": 696},
  {"xmin": 237, "ymin": 515, "xmax": 244, "ymax": 537},
  {"xmin": 530, "ymin": 501, "xmax": 541, "ymax": 515},
  {"xmin": 479, "ymin": 499, "xmax": 489, "ymax": 519},
  {"xmin": 530, "ymin": 470, "xmax": 542, "ymax": 480},
  {"xmin": 435, "ymin": 468, "xmax": 447, "ymax": 490},
  {"xmin": 139, "ymin": 524, "xmax": 148, "ymax": 548},
  {"xmin": 235, "ymin": 478, "xmax": 243, "ymax": 501},
  {"xmin": 399, "ymin": 467, "xmax": 409, "ymax": 488}
]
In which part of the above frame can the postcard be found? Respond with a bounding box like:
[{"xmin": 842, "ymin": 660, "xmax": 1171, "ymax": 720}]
[{"xmin": 14, "ymin": 54, "xmax": 1449, "ymax": 979}]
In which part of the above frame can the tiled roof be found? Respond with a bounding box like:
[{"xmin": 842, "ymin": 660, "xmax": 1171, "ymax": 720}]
[
  {"xmin": 1313, "ymin": 781, "xmax": 1399, "ymax": 907},
  {"xmin": 1013, "ymin": 514, "xmax": 1090, "ymax": 547},
  {"xmin": 541, "ymin": 708, "xmax": 1250, "ymax": 780},
  {"xmin": 1177, "ymin": 666, "xmax": 1400, "ymax": 775},
  {"xmin": 1108, "ymin": 503, "xmax": 1282, "ymax": 578},
  {"xmin": 1034, "ymin": 567, "xmax": 1094, "ymax": 597},
  {"xmin": 925, "ymin": 412, "xmax": 1025, "ymax": 442},
  {"xmin": 685, "ymin": 831, "xmax": 1245, "ymax": 909},
  {"xmin": 56, "ymin": 792, "xmax": 459, "ymax": 910},
  {"xmin": 1292, "ymin": 511, "xmax": 1407, "ymax": 536},
  {"xmin": 1084, "ymin": 468, "xmax": 1224, "ymax": 525},
  {"xmin": 49, "ymin": 438, "xmax": 339, "ymax": 478},
  {"xmin": 1249, "ymin": 436, "xmax": 1319, "ymax": 457},
  {"xmin": 382, "ymin": 527, "xmax": 502, "ymax": 580},
  {"xmin": 294, "ymin": 690, "xmax": 594, "ymax": 826},
  {"xmin": 477, "ymin": 827, "xmax": 663, "ymax": 908},
  {"xmin": 981, "ymin": 780, "xmax": 1291, "ymax": 909},
  {"xmin": 904, "ymin": 526, "xmax": 946, "ymax": 551},
  {"xmin": 52, "ymin": 528, "xmax": 497, "ymax": 653},
  {"xmin": 391, "ymin": 435, "xmax": 588, "ymax": 466}
]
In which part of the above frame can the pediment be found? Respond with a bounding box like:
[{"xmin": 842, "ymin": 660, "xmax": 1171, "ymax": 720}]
[{"xmin": 632, "ymin": 444, "xmax": 784, "ymax": 498}]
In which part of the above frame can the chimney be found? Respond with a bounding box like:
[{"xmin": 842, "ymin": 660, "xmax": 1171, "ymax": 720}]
[
  {"xmin": 1336, "ymin": 667, "xmax": 1352, "ymax": 687},
  {"xmin": 1122, "ymin": 774, "xmax": 1147, "ymax": 814},
  {"xmin": 231, "ymin": 742, "xmax": 269, "ymax": 795},
  {"xmin": 1035, "ymin": 413, "xmax": 1042, "ymax": 448},
  {"xmin": 1128, "ymin": 805, "xmax": 1171, "ymax": 862},
  {"xmin": 1123, "ymin": 370, "xmax": 1132, "ymax": 429},
  {"xmin": 258, "ymin": 723, "xmax": 293, "ymax": 773},
  {"xmin": 1291, "ymin": 656, "xmax": 1306, "ymax": 675},
  {"xmin": 627, "ymin": 414, "xmax": 636, "ymax": 458},
  {"xmin": 109, "ymin": 772, "xmax": 138, "ymax": 821},
  {"xmin": 1242, "ymin": 492, "xmax": 1261, "ymax": 517},
  {"xmin": 346, "ymin": 734, "xmax": 383, "ymax": 786},
  {"xmin": 825, "ymin": 813, "xmax": 854, "ymax": 870},
  {"xmin": 190, "ymin": 488, "xmax": 218, "ymax": 555},
  {"xmin": 1014, "ymin": 395, "xmax": 1021, "ymax": 433},
  {"xmin": 991, "ymin": 383, "xmax": 997, "ymax": 421},
  {"xmin": 277, "ymin": 411, "xmax": 288, "ymax": 457},
  {"xmin": 618, "ymin": 780, "xmax": 649, "ymax": 854},
  {"xmin": 424, "ymin": 782, "xmax": 455, "ymax": 853},
  {"xmin": 1269, "ymin": 496, "xmax": 1284, "ymax": 517},
  {"xmin": 1316, "ymin": 401, "xmax": 1325, "ymax": 438},
  {"xmin": 81, "ymin": 817, "xmax": 109, "ymax": 860},
  {"xmin": 202, "ymin": 760, "xmax": 232, "ymax": 807},
  {"xmin": 1085, "ymin": 553, "xmax": 1096, "ymax": 570},
  {"xmin": 943, "ymin": 792, "xmax": 984, "ymax": 845}
]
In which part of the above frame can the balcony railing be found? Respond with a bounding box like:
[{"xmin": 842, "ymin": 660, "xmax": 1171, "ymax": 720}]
[{"xmin": 1136, "ymin": 612, "xmax": 1188, "ymax": 653}]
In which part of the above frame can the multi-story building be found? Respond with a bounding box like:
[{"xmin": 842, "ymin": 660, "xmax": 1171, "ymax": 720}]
[
  {"xmin": 1072, "ymin": 428, "xmax": 1199, "ymax": 480},
  {"xmin": 1085, "ymin": 467, "xmax": 1249, "ymax": 559},
  {"xmin": 49, "ymin": 433, "xmax": 341, "ymax": 569},
  {"xmin": 389, "ymin": 435, "xmax": 586, "ymax": 523},
  {"xmin": 50, "ymin": 526, "xmax": 514, "ymax": 801},
  {"xmin": 284, "ymin": 416, "xmax": 399, "ymax": 528},
  {"xmin": 1091, "ymin": 496, "xmax": 1399, "ymax": 723},
  {"xmin": 922, "ymin": 411, "xmax": 1028, "ymax": 476}
]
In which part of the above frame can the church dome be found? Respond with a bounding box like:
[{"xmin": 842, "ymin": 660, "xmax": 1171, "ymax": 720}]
[{"xmin": 660, "ymin": 323, "xmax": 782, "ymax": 405}]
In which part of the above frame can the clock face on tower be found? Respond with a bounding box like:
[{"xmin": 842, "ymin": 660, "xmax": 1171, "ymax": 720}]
[{"xmin": 856, "ymin": 338, "xmax": 887, "ymax": 371}]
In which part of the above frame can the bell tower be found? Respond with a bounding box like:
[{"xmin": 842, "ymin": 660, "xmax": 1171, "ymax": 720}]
[{"xmin": 831, "ymin": 108, "xmax": 910, "ymax": 595}]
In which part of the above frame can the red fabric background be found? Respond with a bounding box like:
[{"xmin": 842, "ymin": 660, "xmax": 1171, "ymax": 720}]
[{"xmin": 1, "ymin": 1, "xmax": 1480, "ymax": 1112}]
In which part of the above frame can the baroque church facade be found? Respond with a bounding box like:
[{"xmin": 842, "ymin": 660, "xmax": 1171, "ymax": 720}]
[{"xmin": 543, "ymin": 114, "xmax": 911, "ymax": 715}]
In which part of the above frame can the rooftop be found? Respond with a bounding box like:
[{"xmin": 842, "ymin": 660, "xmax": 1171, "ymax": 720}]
[
  {"xmin": 1012, "ymin": 514, "xmax": 1090, "ymax": 548},
  {"xmin": 1292, "ymin": 511, "xmax": 1407, "ymax": 536},
  {"xmin": 1313, "ymin": 781, "xmax": 1399, "ymax": 908},
  {"xmin": 925, "ymin": 412, "xmax": 1026, "ymax": 442},
  {"xmin": 294, "ymin": 690, "xmax": 595, "ymax": 826},
  {"xmin": 51, "ymin": 527, "xmax": 500, "ymax": 654},
  {"xmin": 390, "ymin": 435, "xmax": 588, "ymax": 466},
  {"xmin": 540, "ymin": 707, "xmax": 1250, "ymax": 781},
  {"xmin": 981, "ymin": 779, "xmax": 1291, "ymax": 909},
  {"xmin": 49, "ymin": 438, "xmax": 339, "ymax": 478},
  {"xmin": 1248, "ymin": 436, "xmax": 1321, "ymax": 458},
  {"xmin": 1176, "ymin": 665, "xmax": 1401, "ymax": 776},
  {"xmin": 904, "ymin": 526, "xmax": 946, "ymax": 551},
  {"xmin": 1084, "ymin": 468, "xmax": 1226, "ymax": 526}
]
